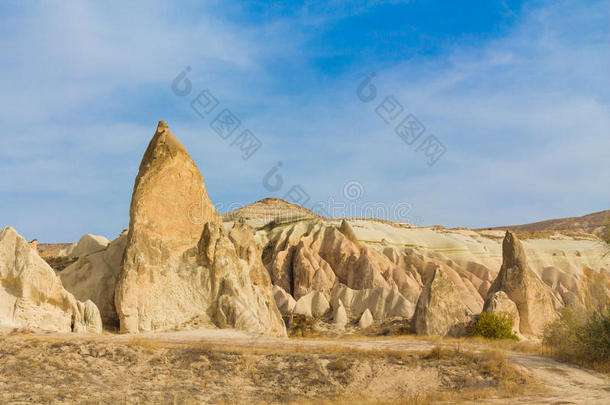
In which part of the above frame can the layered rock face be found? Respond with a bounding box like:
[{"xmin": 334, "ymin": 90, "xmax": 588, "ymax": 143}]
[
  {"xmin": 114, "ymin": 121, "xmax": 284, "ymax": 335},
  {"xmin": 486, "ymin": 231, "xmax": 560, "ymax": 337},
  {"xmin": 0, "ymin": 227, "xmax": 102, "ymax": 333}
]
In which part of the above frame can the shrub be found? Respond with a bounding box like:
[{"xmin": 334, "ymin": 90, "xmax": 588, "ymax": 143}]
[
  {"xmin": 470, "ymin": 312, "xmax": 518, "ymax": 341},
  {"xmin": 287, "ymin": 314, "xmax": 318, "ymax": 337},
  {"xmin": 543, "ymin": 268, "xmax": 610, "ymax": 372}
]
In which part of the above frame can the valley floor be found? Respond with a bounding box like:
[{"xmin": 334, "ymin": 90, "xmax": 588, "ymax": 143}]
[{"xmin": 0, "ymin": 329, "xmax": 608, "ymax": 404}]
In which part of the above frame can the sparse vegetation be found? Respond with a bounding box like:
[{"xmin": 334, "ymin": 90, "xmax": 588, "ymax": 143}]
[
  {"xmin": 287, "ymin": 314, "xmax": 319, "ymax": 337},
  {"xmin": 543, "ymin": 268, "xmax": 610, "ymax": 373},
  {"xmin": 0, "ymin": 332, "xmax": 539, "ymax": 404},
  {"xmin": 470, "ymin": 312, "xmax": 519, "ymax": 341}
]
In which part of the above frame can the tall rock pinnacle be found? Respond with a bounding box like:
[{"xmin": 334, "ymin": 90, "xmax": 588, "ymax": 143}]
[
  {"xmin": 114, "ymin": 121, "xmax": 284, "ymax": 336},
  {"xmin": 115, "ymin": 121, "xmax": 222, "ymax": 333},
  {"xmin": 487, "ymin": 231, "xmax": 559, "ymax": 336}
]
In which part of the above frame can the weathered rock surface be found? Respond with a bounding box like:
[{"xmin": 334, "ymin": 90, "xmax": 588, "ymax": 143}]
[
  {"xmin": 226, "ymin": 200, "xmax": 609, "ymax": 333},
  {"xmin": 330, "ymin": 283, "xmax": 414, "ymax": 321},
  {"xmin": 483, "ymin": 291, "xmax": 520, "ymax": 333},
  {"xmin": 61, "ymin": 231, "xmax": 128, "ymax": 325},
  {"xmin": 272, "ymin": 285, "xmax": 296, "ymax": 315},
  {"xmin": 358, "ymin": 308, "xmax": 373, "ymax": 329},
  {"xmin": 293, "ymin": 290, "xmax": 330, "ymax": 318},
  {"xmin": 114, "ymin": 121, "xmax": 284, "ymax": 336},
  {"xmin": 332, "ymin": 299, "xmax": 348, "ymax": 328},
  {"xmin": 0, "ymin": 226, "xmax": 102, "ymax": 333},
  {"xmin": 487, "ymin": 231, "xmax": 560, "ymax": 337},
  {"xmin": 262, "ymin": 220, "xmax": 421, "ymax": 307},
  {"xmin": 201, "ymin": 222, "xmax": 285, "ymax": 335},
  {"xmin": 61, "ymin": 234, "xmax": 110, "ymax": 258},
  {"xmin": 292, "ymin": 241, "xmax": 336, "ymax": 300},
  {"xmin": 28, "ymin": 239, "xmax": 38, "ymax": 252},
  {"xmin": 413, "ymin": 266, "xmax": 470, "ymax": 337}
]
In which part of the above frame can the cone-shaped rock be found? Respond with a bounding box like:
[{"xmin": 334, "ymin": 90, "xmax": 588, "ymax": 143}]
[
  {"xmin": 114, "ymin": 121, "xmax": 284, "ymax": 336},
  {"xmin": 338, "ymin": 219, "xmax": 359, "ymax": 244},
  {"xmin": 115, "ymin": 121, "xmax": 221, "ymax": 332},
  {"xmin": 487, "ymin": 231, "xmax": 558, "ymax": 336}
]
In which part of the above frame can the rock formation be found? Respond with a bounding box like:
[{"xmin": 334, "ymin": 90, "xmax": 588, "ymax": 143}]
[
  {"xmin": 292, "ymin": 241, "xmax": 336, "ymax": 300},
  {"xmin": 413, "ymin": 266, "xmax": 470, "ymax": 336},
  {"xmin": 293, "ymin": 290, "xmax": 330, "ymax": 318},
  {"xmin": 272, "ymin": 285, "xmax": 296, "ymax": 315},
  {"xmin": 330, "ymin": 283, "xmax": 414, "ymax": 321},
  {"xmin": 61, "ymin": 234, "xmax": 110, "ymax": 258},
  {"xmin": 61, "ymin": 231, "xmax": 128, "ymax": 325},
  {"xmin": 225, "ymin": 199, "xmax": 609, "ymax": 335},
  {"xmin": 114, "ymin": 121, "xmax": 284, "ymax": 335},
  {"xmin": 358, "ymin": 308, "xmax": 373, "ymax": 329},
  {"xmin": 0, "ymin": 226, "xmax": 102, "ymax": 333},
  {"xmin": 482, "ymin": 291, "xmax": 520, "ymax": 333},
  {"xmin": 263, "ymin": 220, "xmax": 421, "ymax": 307},
  {"xmin": 487, "ymin": 231, "xmax": 560, "ymax": 336},
  {"xmin": 333, "ymin": 299, "xmax": 348, "ymax": 328},
  {"xmin": 28, "ymin": 239, "xmax": 38, "ymax": 252}
]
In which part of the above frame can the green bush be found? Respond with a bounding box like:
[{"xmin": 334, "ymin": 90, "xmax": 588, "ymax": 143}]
[
  {"xmin": 543, "ymin": 268, "xmax": 610, "ymax": 372},
  {"xmin": 470, "ymin": 312, "xmax": 518, "ymax": 340},
  {"xmin": 578, "ymin": 307, "xmax": 610, "ymax": 360}
]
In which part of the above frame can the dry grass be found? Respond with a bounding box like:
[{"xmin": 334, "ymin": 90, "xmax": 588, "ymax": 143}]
[{"xmin": 0, "ymin": 332, "xmax": 540, "ymax": 404}]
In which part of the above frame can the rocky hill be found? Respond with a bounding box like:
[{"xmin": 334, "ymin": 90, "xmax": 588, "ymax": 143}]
[{"xmin": 487, "ymin": 210, "xmax": 610, "ymax": 239}]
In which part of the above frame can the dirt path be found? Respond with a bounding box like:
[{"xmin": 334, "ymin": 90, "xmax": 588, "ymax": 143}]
[{"xmin": 114, "ymin": 330, "xmax": 609, "ymax": 404}]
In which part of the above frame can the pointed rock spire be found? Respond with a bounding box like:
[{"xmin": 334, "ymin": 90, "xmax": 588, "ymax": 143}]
[
  {"xmin": 115, "ymin": 121, "xmax": 223, "ymax": 333},
  {"xmin": 487, "ymin": 231, "xmax": 559, "ymax": 336},
  {"xmin": 114, "ymin": 121, "xmax": 285, "ymax": 336},
  {"xmin": 338, "ymin": 219, "xmax": 359, "ymax": 244}
]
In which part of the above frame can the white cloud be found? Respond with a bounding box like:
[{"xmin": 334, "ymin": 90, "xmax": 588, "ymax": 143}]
[{"xmin": 0, "ymin": 0, "xmax": 608, "ymax": 240}]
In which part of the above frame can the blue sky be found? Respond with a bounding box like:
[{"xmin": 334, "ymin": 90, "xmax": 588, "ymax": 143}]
[{"xmin": 0, "ymin": 0, "xmax": 609, "ymax": 242}]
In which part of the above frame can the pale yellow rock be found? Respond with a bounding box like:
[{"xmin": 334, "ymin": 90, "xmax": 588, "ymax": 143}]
[
  {"xmin": 61, "ymin": 231, "xmax": 127, "ymax": 325},
  {"xmin": 358, "ymin": 308, "xmax": 373, "ymax": 329},
  {"xmin": 62, "ymin": 234, "xmax": 110, "ymax": 258},
  {"xmin": 0, "ymin": 226, "xmax": 102, "ymax": 333},
  {"xmin": 414, "ymin": 266, "xmax": 470, "ymax": 337},
  {"xmin": 483, "ymin": 291, "xmax": 520, "ymax": 333},
  {"xmin": 228, "ymin": 220, "xmax": 271, "ymax": 288},
  {"xmin": 293, "ymin": 291, "xmax": 329, "ymax": 318},
  {"xmin": 272, "ymin": 285, "xmax": 296, "ymax": 315},
  {"xmin": 333, "ymin": 299, "xmax": 348, "ymax": 328},
  {"xmin": 264, "ymin": 220, "xmax": 421, "ymax": 306},
  {"xmin": 330, "ymin": 283, "xmax": 414, "ymax": 321},
  {"xmin": 226, "ymin": 200, "xmax": 609, "ymax": 331},
  {"xmin": 292, "ymin": 241, "xmax": 336, "ymax": 300},
  {"xmin": 487, "ymin": 231, "xmax": 560, "ymax": 337},
  {"xmin": 203, "ymin": 222, "xmax": 285, "ymax": 336},
  {"xmin": 114, "ymin": 121, "xmax": 284, "ymax": 336}
]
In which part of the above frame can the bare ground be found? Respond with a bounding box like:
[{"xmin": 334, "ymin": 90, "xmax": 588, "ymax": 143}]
[{"xmin": 0, "ymin": 329, "xmax": 608, "ymax": 404}]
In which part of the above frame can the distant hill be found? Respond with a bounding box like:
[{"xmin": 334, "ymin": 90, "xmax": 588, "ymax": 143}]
[
  {"xmin": 223, "ymin": 198, "xmax": 321, "ymax": 226},
  {"xmin": 486, "ymin": 210, "xmax": 610, "ymax": 238}
]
